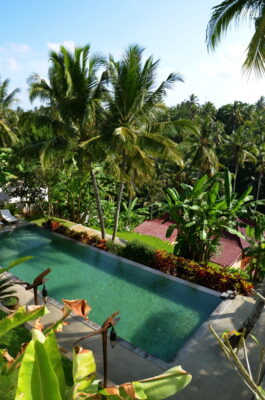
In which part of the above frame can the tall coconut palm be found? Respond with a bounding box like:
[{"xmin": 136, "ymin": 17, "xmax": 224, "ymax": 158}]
[
  {"xmin": 222, "ymin": 125, "xmax": 257, "ymax": 190},
  {"xmin": 255, "ymin": 143, "xmax": 265, "ymax": 204},
  {"xmin": 207, "ymin": 0, "xmax": 265, "ymax": 77},
  {"xmin": 28, "ymin": 45, "xmax": 108, "ymax": 237},
  {"xmin": 0, "ymin": 78, "xmax": 20, "ymax": 147},
  {"xmin": 256, "ymin": 95, "xmax": 265, "ymax": 112},
  {"xmin": 183, "ymin": 116, "xmax": 223, "ymax": 177},
  {"xmin": 104, "ymin": 45, "xmax": 184, "ymax": 240}
]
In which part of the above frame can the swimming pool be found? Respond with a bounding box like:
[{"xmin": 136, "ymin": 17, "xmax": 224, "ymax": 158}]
[{"xmin": 0, "ymin": 224, "xmax": 221, "ymax": 362}]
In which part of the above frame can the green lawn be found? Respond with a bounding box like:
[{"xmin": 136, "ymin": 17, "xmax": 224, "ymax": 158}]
[
  {"xmin": 0, "ymin": 309, "xmax": 73, "ymax": 399},
  {"xmin": 89, "ymin": 225, "xmax": 173, "ymax": 252},
  {"xmin": 26, "ymin": 216, "xmax": 174, "ymax": 253},
  {"xmin": 25, "ymin": 216, "xmax": 76, "ymax": 228}
]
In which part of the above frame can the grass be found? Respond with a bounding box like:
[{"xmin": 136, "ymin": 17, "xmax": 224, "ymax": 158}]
[
  {"xmin": 25, "ymin": 215, "xmax": 174, "ymax": 253},
  {"xmin": 0, "ymin": 309, "xmax": 73, "ymax": 399},
  {"xmin": 89, "ymin": 225, "xmax": 174, "ymax": 252},
  {"xmin": 24, "ymin": 215, "xmax": 76, "ymax": 228}
]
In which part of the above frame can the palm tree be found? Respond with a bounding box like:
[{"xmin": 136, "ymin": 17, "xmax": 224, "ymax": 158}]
[
  {"xmin": 256, "ymin": 96, "xmax": 265, "ymax": 112},
  {"xmin": 28, "ymin": 45, "xmax": 108, "ymax": 237},
  {"xmin": 255, "ymin": 143, "xmax": 265, "ymax": 204},
  {"xmin": 222, "ymin": 125, "xmax": 257, "ymax": 190},
  {"xmin": 0, "ymin": 78, "xmax": 20, "ymax": 147},
  {"xmin": 207, "ymin": 0, "xmax": 265, "ymax": 77},
  {"xmin": 104, "ymin": 45, "xmax": 184, "ymax": 240},
  {"xmin": 183, "ymin": 116, "xmax": 222, "ymax": 177}
]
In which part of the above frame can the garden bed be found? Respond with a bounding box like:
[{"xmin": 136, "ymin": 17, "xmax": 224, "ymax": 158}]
[{"xmin": 41, "ymin": 219, "xmax": 253, "ymax": 296}]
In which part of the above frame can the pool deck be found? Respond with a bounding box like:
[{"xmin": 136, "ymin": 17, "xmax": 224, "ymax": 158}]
[
  {"xmin": 1, "ymin": 221, "xmax": 265, "ymax": 398},
  {"xmin": 6, "ymin": 275, "xmax": 264, "ymax": 399}
]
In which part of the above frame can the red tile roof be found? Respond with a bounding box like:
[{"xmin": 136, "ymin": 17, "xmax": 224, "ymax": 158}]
[
  {"xmin": 134, "ymin": 217, "xmax": 247, "ymax": 267},
  {"xmin": 134, "ymin": 216, "xmax": 177, "ymax": 244}
]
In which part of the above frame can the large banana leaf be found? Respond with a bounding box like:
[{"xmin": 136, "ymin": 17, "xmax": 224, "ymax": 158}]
[
  {"xmin": 44, "ymin": 331, "xmax": 66, "ymax": 399},
  {"xmin": 72, "ymin": 346, "xmax": 96, "ymax": 399},
  {"xmin": 15, "ymin": 329, "xmax": 62, "ymax": 400},
  {"xmin": 0, "ymin": 305, "xmax": 49, "ymax": 337},
  {"xmin": 99, "ymin": 366, "xmax": 192, "ymax": 400},
  {"xmin": 192, "ymin": 174, "xmax": 208, "ymax": 198},
  {"xmin": 0, "ymin": 256, "xmax": 33, "ymax": 274}
]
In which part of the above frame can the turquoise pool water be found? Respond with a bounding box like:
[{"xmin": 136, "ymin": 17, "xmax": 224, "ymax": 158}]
[{"xmin": 0, "ymin": 225, "xmax": 220, "ymax": 362}]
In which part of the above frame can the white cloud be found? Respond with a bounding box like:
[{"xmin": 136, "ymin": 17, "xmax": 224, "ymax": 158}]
[
  {"xmin": 199, "ymin": 42, "xmax": 245, "ymax": 79},
  {"xmin": 47, "ymin": 40, "xmax": 76, "ymax": 53},
  {"xmin": 8, "ymin": 58, "xmax": 19, "ymax": 71},
  {"xmin": 8, "ymin": 43, "xmax": 31, "ymax": 53}
]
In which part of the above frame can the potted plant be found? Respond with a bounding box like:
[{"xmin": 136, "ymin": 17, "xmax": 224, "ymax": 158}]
[
  {"xmin": 2, "ymin": 296, "xmax": 19, "ymax": 310},
  {"xmin": 0, "ymin": 276, "xmax": 19, "ymax": 310}
]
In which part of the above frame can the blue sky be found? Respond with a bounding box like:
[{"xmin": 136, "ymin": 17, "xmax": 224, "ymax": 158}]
[{"xmin": 0, "ymin": 0, "xmax": 262, "ymax": 109}]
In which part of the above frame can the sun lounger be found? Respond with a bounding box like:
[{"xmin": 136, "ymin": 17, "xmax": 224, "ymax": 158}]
[{"xmin": 0, "ymin": 209, "xmax": 18, "ymax": 223}]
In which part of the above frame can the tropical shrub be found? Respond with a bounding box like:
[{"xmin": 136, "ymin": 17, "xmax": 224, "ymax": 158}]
[
  {"xmin": 106, "ymin": 240, "xmax": 124, "ymax": 256},
  {"xmin": 121, "ymin": 240, "xmax": 156, "ymax": 266},
  {"xmin": 151, "ymin": 250, "xmax": 253, "ymax": 296},
  {"xmin": 166, "ymin": 170, "xmax": 259, "ymax": 264},
  {"xmin": 43, "ymin": 220, "xmax": 108, "ymax": 251},
  {"xmin": 0, "ymin": 301, "xmax": 192, "ymax": 399},
  {"xmin": 42, "ymin": 218, "xmax": 60, "ymax": 231}
]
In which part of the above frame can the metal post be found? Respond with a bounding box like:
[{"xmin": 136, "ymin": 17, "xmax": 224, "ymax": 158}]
[
  {"xmin": 33, "ymin": 286, "xmax": 38, "ymax": 305},
  {"xmin": 102, "ymin": 330, "xmax": 108, "ymax": 387},
  {"xmin": 74, "ymin": 311, "xmax": 120, "ymax": 389}
]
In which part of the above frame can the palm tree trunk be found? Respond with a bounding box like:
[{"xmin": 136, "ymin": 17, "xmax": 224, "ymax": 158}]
[
  {"xmin": 229, "ymin": 276, "xmax": 265, "ymax": 348},
  {"xmin": 112, "ymin": 182, "xmax": 125, "ymax": 241},
  {"xmin": 233, "ymin": 159, "xmax": 239, "ymax": 192},
  {"xmin": 255, "ymin": 171, "xmax": 263, "ymax": 209},
  {"xmin": 90, "ymin": 168, "xmax": 105, "ymax": 239}
]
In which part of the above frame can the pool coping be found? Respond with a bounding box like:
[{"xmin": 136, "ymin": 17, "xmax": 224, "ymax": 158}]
[{"xmin": 0, "ymin": 221, "xmax": 231, "ymax": 370}]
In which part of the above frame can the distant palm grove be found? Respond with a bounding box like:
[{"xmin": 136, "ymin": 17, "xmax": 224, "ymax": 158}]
[{"xmin": 0, "ymin": 43, "xmax": 265, "ymax": 242}]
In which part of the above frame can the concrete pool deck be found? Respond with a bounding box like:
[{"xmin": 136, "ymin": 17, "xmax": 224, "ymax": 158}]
[{"xmin": 7, "ymin": 279, "xmax": 265, "ymax": 400}]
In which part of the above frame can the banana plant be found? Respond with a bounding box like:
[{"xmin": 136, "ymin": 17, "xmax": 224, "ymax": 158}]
[
  {"xmin": 0, "ymin": 300, "xmax": 191, "ymax": 400},
  {"xmin": 166, "ymin": 169, "xmax": 261, "ymax": 264},
  {"xmin": 119, "ymin": 197, "xmax": 149, "ymax": 231},
  {"xmin": 245, "ymin": 212, "xmax": 265, "ymax": 282}
]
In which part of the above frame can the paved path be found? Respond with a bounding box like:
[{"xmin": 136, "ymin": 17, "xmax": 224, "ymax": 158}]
[{"xmin": 70, "ymin": 224, "xmax": 126, "ymax": 246}]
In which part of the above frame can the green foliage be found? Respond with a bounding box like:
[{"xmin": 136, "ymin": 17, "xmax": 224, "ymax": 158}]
[
  {"xmin": 166, "ymin": 171, "xmax": 257, "ymax": 264},
  {"xmin": 106, "ymin": 240, "xmax": 124, "ymax": 256},
  {"xmin": 119, "ymin": 198, "xmax": 149, "ymax": 231},
  {"xmin": 42, "ymin": 220, "xmax": 108, "ymax": 251},
  {"xmin": 151, "ymin": 250, "xmax": 253, "ymax": 296},
  {"xmin": 1, "ymin": 297, "xmax": 19, "ymax": 307},
  {"xmin": 0, "ymin": 78, "xmax": 20, "ymax": 148},
  {"xmin": 0, "ymin": 305, "xmax": 48, "ymax": 338},
  {"xmin": 245, "ymin": 212, "xmax": 265, "ymax": 281},
  {"xmin": 207, "ymin": 0, "xmax": 265, "ymax": 77},
  {"xmin": 0, "ymin": 303, "xmax": 191, "ymax": 399},
  {"xmin": 0, "ymin": 256, "xmax": 32, "ymax": 305},
  {"xmin": 0, "ymin": 279, "xmax": 16, "ymax": 303},
  {"xmin": 210, "ymin": 327, "xmax": 265, "ymax": 400},
  {"xmin": 121, "ymin": 240, "xmax": 156, "ymax": 266}
]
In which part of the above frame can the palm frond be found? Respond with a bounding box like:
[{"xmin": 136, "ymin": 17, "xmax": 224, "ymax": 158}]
[
  {"xmin": 207, "ymin": 0, "xmax": 253, "ymax": 50},
  {"xmin": 243, "ymin": 9, "xmax": 265, "ymax": 77}
]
